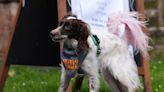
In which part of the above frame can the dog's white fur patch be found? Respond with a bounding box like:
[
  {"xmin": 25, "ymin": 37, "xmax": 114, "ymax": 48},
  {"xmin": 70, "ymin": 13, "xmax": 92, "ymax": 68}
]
[{"xmin": 66, "ymin": 16, "xmax": 77, "ymax": 20}]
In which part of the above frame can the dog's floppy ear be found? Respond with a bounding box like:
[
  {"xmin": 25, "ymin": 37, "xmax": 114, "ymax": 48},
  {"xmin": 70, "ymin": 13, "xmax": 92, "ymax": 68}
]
[{"xmin": 78, "ymin": 24, "xmax": 89, "ymax": 50}]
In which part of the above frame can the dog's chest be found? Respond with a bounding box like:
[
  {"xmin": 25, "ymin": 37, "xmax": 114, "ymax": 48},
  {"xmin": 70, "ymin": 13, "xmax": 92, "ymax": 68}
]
[
  {"xmin": 61, "ymin": 46, "xmax": 89, "ymax": 77},
  {"xmin": 61, "ymin": 48, "xmax": 79, "ymax": 76}
]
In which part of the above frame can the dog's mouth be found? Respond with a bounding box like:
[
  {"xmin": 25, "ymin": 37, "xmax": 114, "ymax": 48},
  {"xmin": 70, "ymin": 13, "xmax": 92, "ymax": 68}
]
[{"xmin": 51, "ymin": 35, "xmax": 68, "ymax": 42}]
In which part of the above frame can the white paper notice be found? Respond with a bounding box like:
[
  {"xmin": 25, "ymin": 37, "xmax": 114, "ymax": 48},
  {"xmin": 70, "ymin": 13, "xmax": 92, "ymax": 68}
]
[{"xmin": 71, "ymin": 0, "xmax": 130, "ymax": 31}]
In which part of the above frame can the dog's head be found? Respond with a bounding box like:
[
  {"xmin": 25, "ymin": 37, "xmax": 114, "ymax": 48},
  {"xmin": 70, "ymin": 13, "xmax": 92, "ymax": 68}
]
[{"xmin": 50, "ymin": 15, "xmax": 90, "ymax": 50}]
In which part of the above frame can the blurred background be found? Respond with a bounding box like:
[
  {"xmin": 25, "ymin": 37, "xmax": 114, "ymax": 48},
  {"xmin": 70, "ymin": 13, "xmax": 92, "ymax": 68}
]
[
  {"xmin": 0, "ymin": 0, "xmax": 164, "ymax": 92},
  {"xmin": 144, "ymin": 0, "xmax": 164, "ymax": 60}
]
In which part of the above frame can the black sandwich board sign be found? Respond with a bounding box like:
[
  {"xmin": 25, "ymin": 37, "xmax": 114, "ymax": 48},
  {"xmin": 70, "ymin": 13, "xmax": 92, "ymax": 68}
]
[
  {"xmin": 7, "ymin": 0, "xmax": 60, "ymax": 66},
  {"xmin": 0, "ymin": 0, "xmax": 66, "ymax": 91}
]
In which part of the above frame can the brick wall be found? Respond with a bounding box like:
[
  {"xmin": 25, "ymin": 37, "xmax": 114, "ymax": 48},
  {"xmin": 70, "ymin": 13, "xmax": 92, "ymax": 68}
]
[
  {"xmin": 0, "ymin": 2, "xmax": 18, "ymax": 60},
  {"xmin": 0, "ymin": 0, "xmax": 18, "ymax": 3}
]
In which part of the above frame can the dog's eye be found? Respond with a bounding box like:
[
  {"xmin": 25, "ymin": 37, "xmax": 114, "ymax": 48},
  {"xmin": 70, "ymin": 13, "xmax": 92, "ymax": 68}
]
[
  {"xmin": 64, "ymin": 21, "xmax": 70, "ymax": 26},
  {"xmin": 63, "ymin": 22, "xmax": 71, "ymax": 30},
  {"xmin": 59, "ymin": 21, "xmax": 64, "ymax": 26}
]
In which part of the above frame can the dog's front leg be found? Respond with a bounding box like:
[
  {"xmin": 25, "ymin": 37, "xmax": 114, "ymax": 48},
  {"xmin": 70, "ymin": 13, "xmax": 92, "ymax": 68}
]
[
  {"xmin": 58, "ymin": 65, "xmax": 71, "ymax": 92},
  {"xmin": 81, "ymin": 57, "xmax": 100, "ymax": 92},
  {"xmin": 88, "ymin": 75, "xmax": 99, "ymax": 92},
  {"xmin": 82, "ymin": 61, "xmax": 100, "ymax": 92}
]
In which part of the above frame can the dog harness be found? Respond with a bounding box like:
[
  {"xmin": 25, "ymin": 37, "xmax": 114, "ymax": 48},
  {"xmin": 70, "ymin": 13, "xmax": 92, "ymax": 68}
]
[{"xmin": 90, "ymin": 34, "xmax": 101, "ymax": 56}]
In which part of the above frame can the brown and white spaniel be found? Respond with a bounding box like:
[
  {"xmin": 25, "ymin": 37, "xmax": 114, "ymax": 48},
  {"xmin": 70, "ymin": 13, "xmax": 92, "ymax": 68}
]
[{"xmin": 50, "ymin": 14, "xmax": 140, "ymax": 92}]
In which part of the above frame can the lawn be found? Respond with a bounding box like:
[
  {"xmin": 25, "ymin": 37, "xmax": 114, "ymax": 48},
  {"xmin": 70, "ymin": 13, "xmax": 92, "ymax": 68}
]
[{"xmin": 3, "ymin": 60, "xmax": 164, "ymax": 92}]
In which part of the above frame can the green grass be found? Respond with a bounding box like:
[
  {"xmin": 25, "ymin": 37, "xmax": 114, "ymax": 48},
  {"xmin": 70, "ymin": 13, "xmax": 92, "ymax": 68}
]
[
  {"xmin": 150, "ymin": 60, "xmax": 164, "ymax": 92},
  {"xmin": 3, "ymin": 60, "xmax": 164, "ymax": 92},
  {"xmin": 4, "ymin": 66, "xmax": 61, "ymax": 92}
]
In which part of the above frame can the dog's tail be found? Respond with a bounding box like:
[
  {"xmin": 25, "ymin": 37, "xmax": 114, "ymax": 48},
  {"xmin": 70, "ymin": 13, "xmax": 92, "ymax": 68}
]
[{"xmin": 107, "ymin": 11, "xmax": 151, "ymax": 59}]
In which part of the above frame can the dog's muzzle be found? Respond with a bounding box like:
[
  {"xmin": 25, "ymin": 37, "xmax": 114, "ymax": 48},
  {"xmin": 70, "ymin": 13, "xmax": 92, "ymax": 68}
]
[{"xmin": 50, "ymin": 33, "xmax": 67, "ymax": 42}]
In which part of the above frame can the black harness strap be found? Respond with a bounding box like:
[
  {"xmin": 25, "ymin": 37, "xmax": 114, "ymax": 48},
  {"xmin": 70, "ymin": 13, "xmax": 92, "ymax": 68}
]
[{"xmin": 90, "ymin": 34, "xmax": 101, "ymax": 56}]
